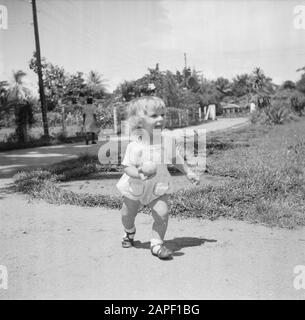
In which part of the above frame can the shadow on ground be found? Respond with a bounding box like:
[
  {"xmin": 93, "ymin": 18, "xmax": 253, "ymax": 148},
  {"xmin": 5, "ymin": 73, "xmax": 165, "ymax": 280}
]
[{"xmin": 134, "ymin": 236, "xmax": 217, "ymax": 258}]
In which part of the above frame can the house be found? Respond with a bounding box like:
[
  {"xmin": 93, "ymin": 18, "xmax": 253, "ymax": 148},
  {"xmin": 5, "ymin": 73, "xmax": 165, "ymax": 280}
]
[{"xmin": 222, "ymin": 103, "xmax": 242, "ymax": 114}]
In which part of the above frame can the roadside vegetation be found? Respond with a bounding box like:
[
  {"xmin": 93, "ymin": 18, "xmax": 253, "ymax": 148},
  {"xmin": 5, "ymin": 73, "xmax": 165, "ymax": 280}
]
[
  {"xmin": 14, "ymin": 117, "xmax": 305, "ymax": 229},
  {"xmin": 5, "ymin": 55, "xmax": 305, "ymax": 229}
]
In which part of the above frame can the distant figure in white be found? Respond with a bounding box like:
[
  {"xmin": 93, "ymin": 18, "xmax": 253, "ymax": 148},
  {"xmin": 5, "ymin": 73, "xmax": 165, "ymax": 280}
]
[
  {"xmin": 83, "ymin": 97, "xmax": 99, "ymax": 145},
  {"xmin": 250, "ymin": 102, "xmax": 256, "ymax": 113}
]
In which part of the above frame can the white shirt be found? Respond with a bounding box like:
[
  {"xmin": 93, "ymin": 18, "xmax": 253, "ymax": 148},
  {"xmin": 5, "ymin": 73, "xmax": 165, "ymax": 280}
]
[{"xmin": 116, "ymin": 132, "xmax": 183, "ymax": 205}]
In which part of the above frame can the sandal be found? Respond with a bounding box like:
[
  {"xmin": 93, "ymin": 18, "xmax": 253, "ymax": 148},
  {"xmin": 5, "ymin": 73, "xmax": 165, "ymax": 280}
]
[
  {"xmin": 121, "ymin": 231, "xmax": 136, "ymax": 248},
  {"xmin": 151, "ymin": 244, "xmax": 173, "ymax": 260}
]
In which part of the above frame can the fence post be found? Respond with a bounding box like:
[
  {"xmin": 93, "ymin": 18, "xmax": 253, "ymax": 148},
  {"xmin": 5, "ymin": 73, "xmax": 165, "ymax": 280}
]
[
  {"xmin": 60, "ymin": 99, "xmax": 66, "ymax": 137},
  {"xmin": 204, "ymin": 106, "xmax": 209, "ymax": 121},
  {"xmin": 250, "ymin": 102, "xmax": 256, "ymax": 113},
  {"xmin": 113, "ymin": 105, "xmax": 118, "ymax": 134},
  {"xmin": 198, "ymin": 107, "xmax": 201, "ymax": 121},
  {"xmin": 209, "ymin": 104, "xmax": 216, "ymax": 120}
]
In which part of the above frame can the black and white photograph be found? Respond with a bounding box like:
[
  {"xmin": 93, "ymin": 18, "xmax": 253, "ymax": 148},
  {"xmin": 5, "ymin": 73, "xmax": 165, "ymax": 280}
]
[{"xmin": 0, "ymin": 0, "xmax": 305, "ymax": 302}]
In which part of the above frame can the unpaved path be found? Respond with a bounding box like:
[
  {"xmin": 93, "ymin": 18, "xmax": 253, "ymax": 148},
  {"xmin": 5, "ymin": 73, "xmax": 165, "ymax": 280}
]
[{"xmin": 0, "ymin": 178, "xmax": 304, "ymax": 300}]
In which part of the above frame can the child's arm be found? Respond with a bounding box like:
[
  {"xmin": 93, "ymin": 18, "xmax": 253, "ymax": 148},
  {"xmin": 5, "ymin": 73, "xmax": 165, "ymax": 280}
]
[
  {"xmin": 173, "ymin": 162, "xmax": 200, "ymax": 185},
  {"xmin": 123, "ymin": 165, "xmax": 155, "ymax": 181},
  {"xmin": 122, "ymin": 142, "xmax": 157, "ymax": 181},
  {"xmin": 124, "ymin": 165, "xmax": 143, "ymax": 180},
  {"xmin": 169, "ymin": 138, "xmax": 200, "ymax": 185}
]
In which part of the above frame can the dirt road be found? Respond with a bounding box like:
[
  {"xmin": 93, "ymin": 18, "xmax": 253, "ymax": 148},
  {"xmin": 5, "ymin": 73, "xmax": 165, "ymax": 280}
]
[{"xmin": 0, "ymin": 178, "xmax": 304, "ymax": 300}]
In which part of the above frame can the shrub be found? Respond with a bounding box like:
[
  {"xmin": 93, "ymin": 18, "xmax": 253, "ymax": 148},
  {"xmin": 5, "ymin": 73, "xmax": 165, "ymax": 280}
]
[
  {"xmin": 250, "ymin": 101, "xmax": 293, "ymax": 125},
  {"xmin": 290, "ymin": 91, "xmax": 305, "ymax": 116},
  {"xmin": 264, "ymin": 103, "xmax": 291, "ymax": 125}
]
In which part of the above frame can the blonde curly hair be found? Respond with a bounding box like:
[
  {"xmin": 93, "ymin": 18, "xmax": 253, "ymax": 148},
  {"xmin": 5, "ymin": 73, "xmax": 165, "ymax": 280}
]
[{"xmin": 126, "ymin": 96, "xmax": 166, "ymax": 131}]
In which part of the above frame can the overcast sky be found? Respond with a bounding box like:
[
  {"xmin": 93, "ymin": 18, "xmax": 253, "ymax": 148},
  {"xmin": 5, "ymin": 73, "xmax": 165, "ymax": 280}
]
[{"xmin": 1, "ymin": 0, "xmax": 305, "ymax": 93}]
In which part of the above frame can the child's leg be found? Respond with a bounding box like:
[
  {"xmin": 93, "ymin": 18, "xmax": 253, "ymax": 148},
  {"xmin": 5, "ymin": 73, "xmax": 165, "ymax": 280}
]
[
  {"xmin": 85, "ymin": 132, "xmax": 89, "ymax": 145},
  {"xmin": 91, "ymin": 132, "xmax": 96, "ymax": 143},
  {"xmin": 121, "ymin": 196, "xmax": 141, "ymax": 247},
  {"xmin": 148, "ymin": 195, "xmax": 172, "ymax": 259},
  {"xmin": 149, "ymin": 194, "xmax": 169, "ymax": 241}
]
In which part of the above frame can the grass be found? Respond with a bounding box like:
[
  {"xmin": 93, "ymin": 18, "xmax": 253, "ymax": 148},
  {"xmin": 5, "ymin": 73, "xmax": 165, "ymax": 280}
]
[
  {"xmin": 0, "ymin": 125, "xmax": 86, "ymax": 151},
  {"xmin": 0, "ymin": 125, "xmax": 80, "ymax": 141},
  {"xmin": 13, "ymin": 119, "xmax": 305, "ymax": 229}
]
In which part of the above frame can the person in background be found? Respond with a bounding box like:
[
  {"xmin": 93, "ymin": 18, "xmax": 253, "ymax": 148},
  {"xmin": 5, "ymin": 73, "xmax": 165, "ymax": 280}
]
[{"xmin": 83, "ymin": 97, "xmax": 99, "ymax": 145}]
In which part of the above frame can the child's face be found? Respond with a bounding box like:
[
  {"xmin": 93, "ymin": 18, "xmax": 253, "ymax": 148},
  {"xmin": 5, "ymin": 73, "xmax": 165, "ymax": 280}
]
[{"xmin": 142, "ymin": 107, "xmax": 166, "ymax": 135}]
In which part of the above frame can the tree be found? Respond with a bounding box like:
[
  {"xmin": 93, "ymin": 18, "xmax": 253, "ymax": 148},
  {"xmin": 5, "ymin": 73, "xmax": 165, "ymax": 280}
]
[
  {"xmin": 296, "ymin": 74, "xmax": 305, "ymax": 94},
  {"xmin": 29, "ymin": 53, "xmax": 104, "ymax": 110},
  {"xmin": 281, "ymin": 80, "xmax": 296, "ymax": 90},
  {"xmin": 115, "ymin": 64, "xmax": 166, "ymax": 101},
  {"xmin": 249, "ymin": 67, "xmax": 274, "ymax": 108},
  {"xmin": 162, "ymin": 70, "xmax": 181, "ymax": 108},
  {"xmin": 29, "ymin": 53, "xmax": 66, "ymax": 111},
  {"xmin": 199, "ymin": 78, "xmax": 222, "ymax": 106},
  {"xmin": 64, "ymin": 71, "xmax": 87, "ymax": 105},
  {"xmin": 86, "ymin": 70, "xmax": 107, "ymax": 99},
  {"xmin": 231, "ymin": 74, "xmax": 251, "ymax": 98},
  {"xmin": 0, "ymin": 81, "xmax": 9, "ymax": 128},
  {"xmin": 114, "ymin": 64, "xmax": 204, "ymax": 117},
  {"xmin": 215, "ymin": 77, "xmax": 232, "ymax": 95},
  {"xmin": 6, "ymin": 71, "xmax": 35, "ymax": 143},
  {"xmin": 186, "ymin": 68, "xmax": 201, "ymax": 92},
  {"xmin": 0, "ymin": 81, "xmax": 8, "ymax": 108}
]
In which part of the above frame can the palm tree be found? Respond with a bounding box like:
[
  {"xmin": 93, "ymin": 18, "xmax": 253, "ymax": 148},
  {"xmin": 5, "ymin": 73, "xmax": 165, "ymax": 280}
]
[
  {"xmin": 86, "ymin": 71, "xmax": 107, "ymax": 98},
  {"xmin": 232, "ymin": 74, "xmax": 251, "ymax": 97},
  {"xmin": 250, "ymin": 67, "xmax": 274, "ymax": 108},
  {"xmin": 6, "ymin": 70, "xmax": 35, "ymax": 143}
]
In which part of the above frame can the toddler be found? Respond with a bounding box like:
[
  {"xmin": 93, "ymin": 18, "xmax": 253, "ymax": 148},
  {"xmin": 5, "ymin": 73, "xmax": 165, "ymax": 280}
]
[{"xmin": 116, "ymin": 96, "xmax": 200, "ymax": 260}]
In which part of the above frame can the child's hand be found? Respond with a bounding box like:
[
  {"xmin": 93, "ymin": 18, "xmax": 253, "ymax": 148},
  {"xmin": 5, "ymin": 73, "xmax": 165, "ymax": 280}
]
[
  {"xmin": 138, "ymin": 167, "xmax": 157, "ymax": 181},
  {"xmin": 186, "ymin": 170, "xmax": 200, "ymax": 185},
  {"xmin": 138, "ymin": 161, "xmax": 157, "ymax": 181}
]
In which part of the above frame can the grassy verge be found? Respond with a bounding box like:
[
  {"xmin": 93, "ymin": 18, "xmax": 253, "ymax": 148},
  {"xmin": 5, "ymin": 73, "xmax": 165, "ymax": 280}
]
[
  {"xmin": 13, "ymin": 120, "xmax": 305, "ymax": 228},
  {"xmin": 0, "ymin": 134, "xmax": 85, "ymax": 152}
]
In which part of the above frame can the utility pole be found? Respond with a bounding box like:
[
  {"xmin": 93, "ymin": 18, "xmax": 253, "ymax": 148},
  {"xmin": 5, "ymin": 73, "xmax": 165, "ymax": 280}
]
[
  {"xmin": 184, "ymin": 52, "xmax": 188, "ymax": 88},
  {"xmin": 31, "ymin": 0, "xmax": 49, "ymax": 138}
]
